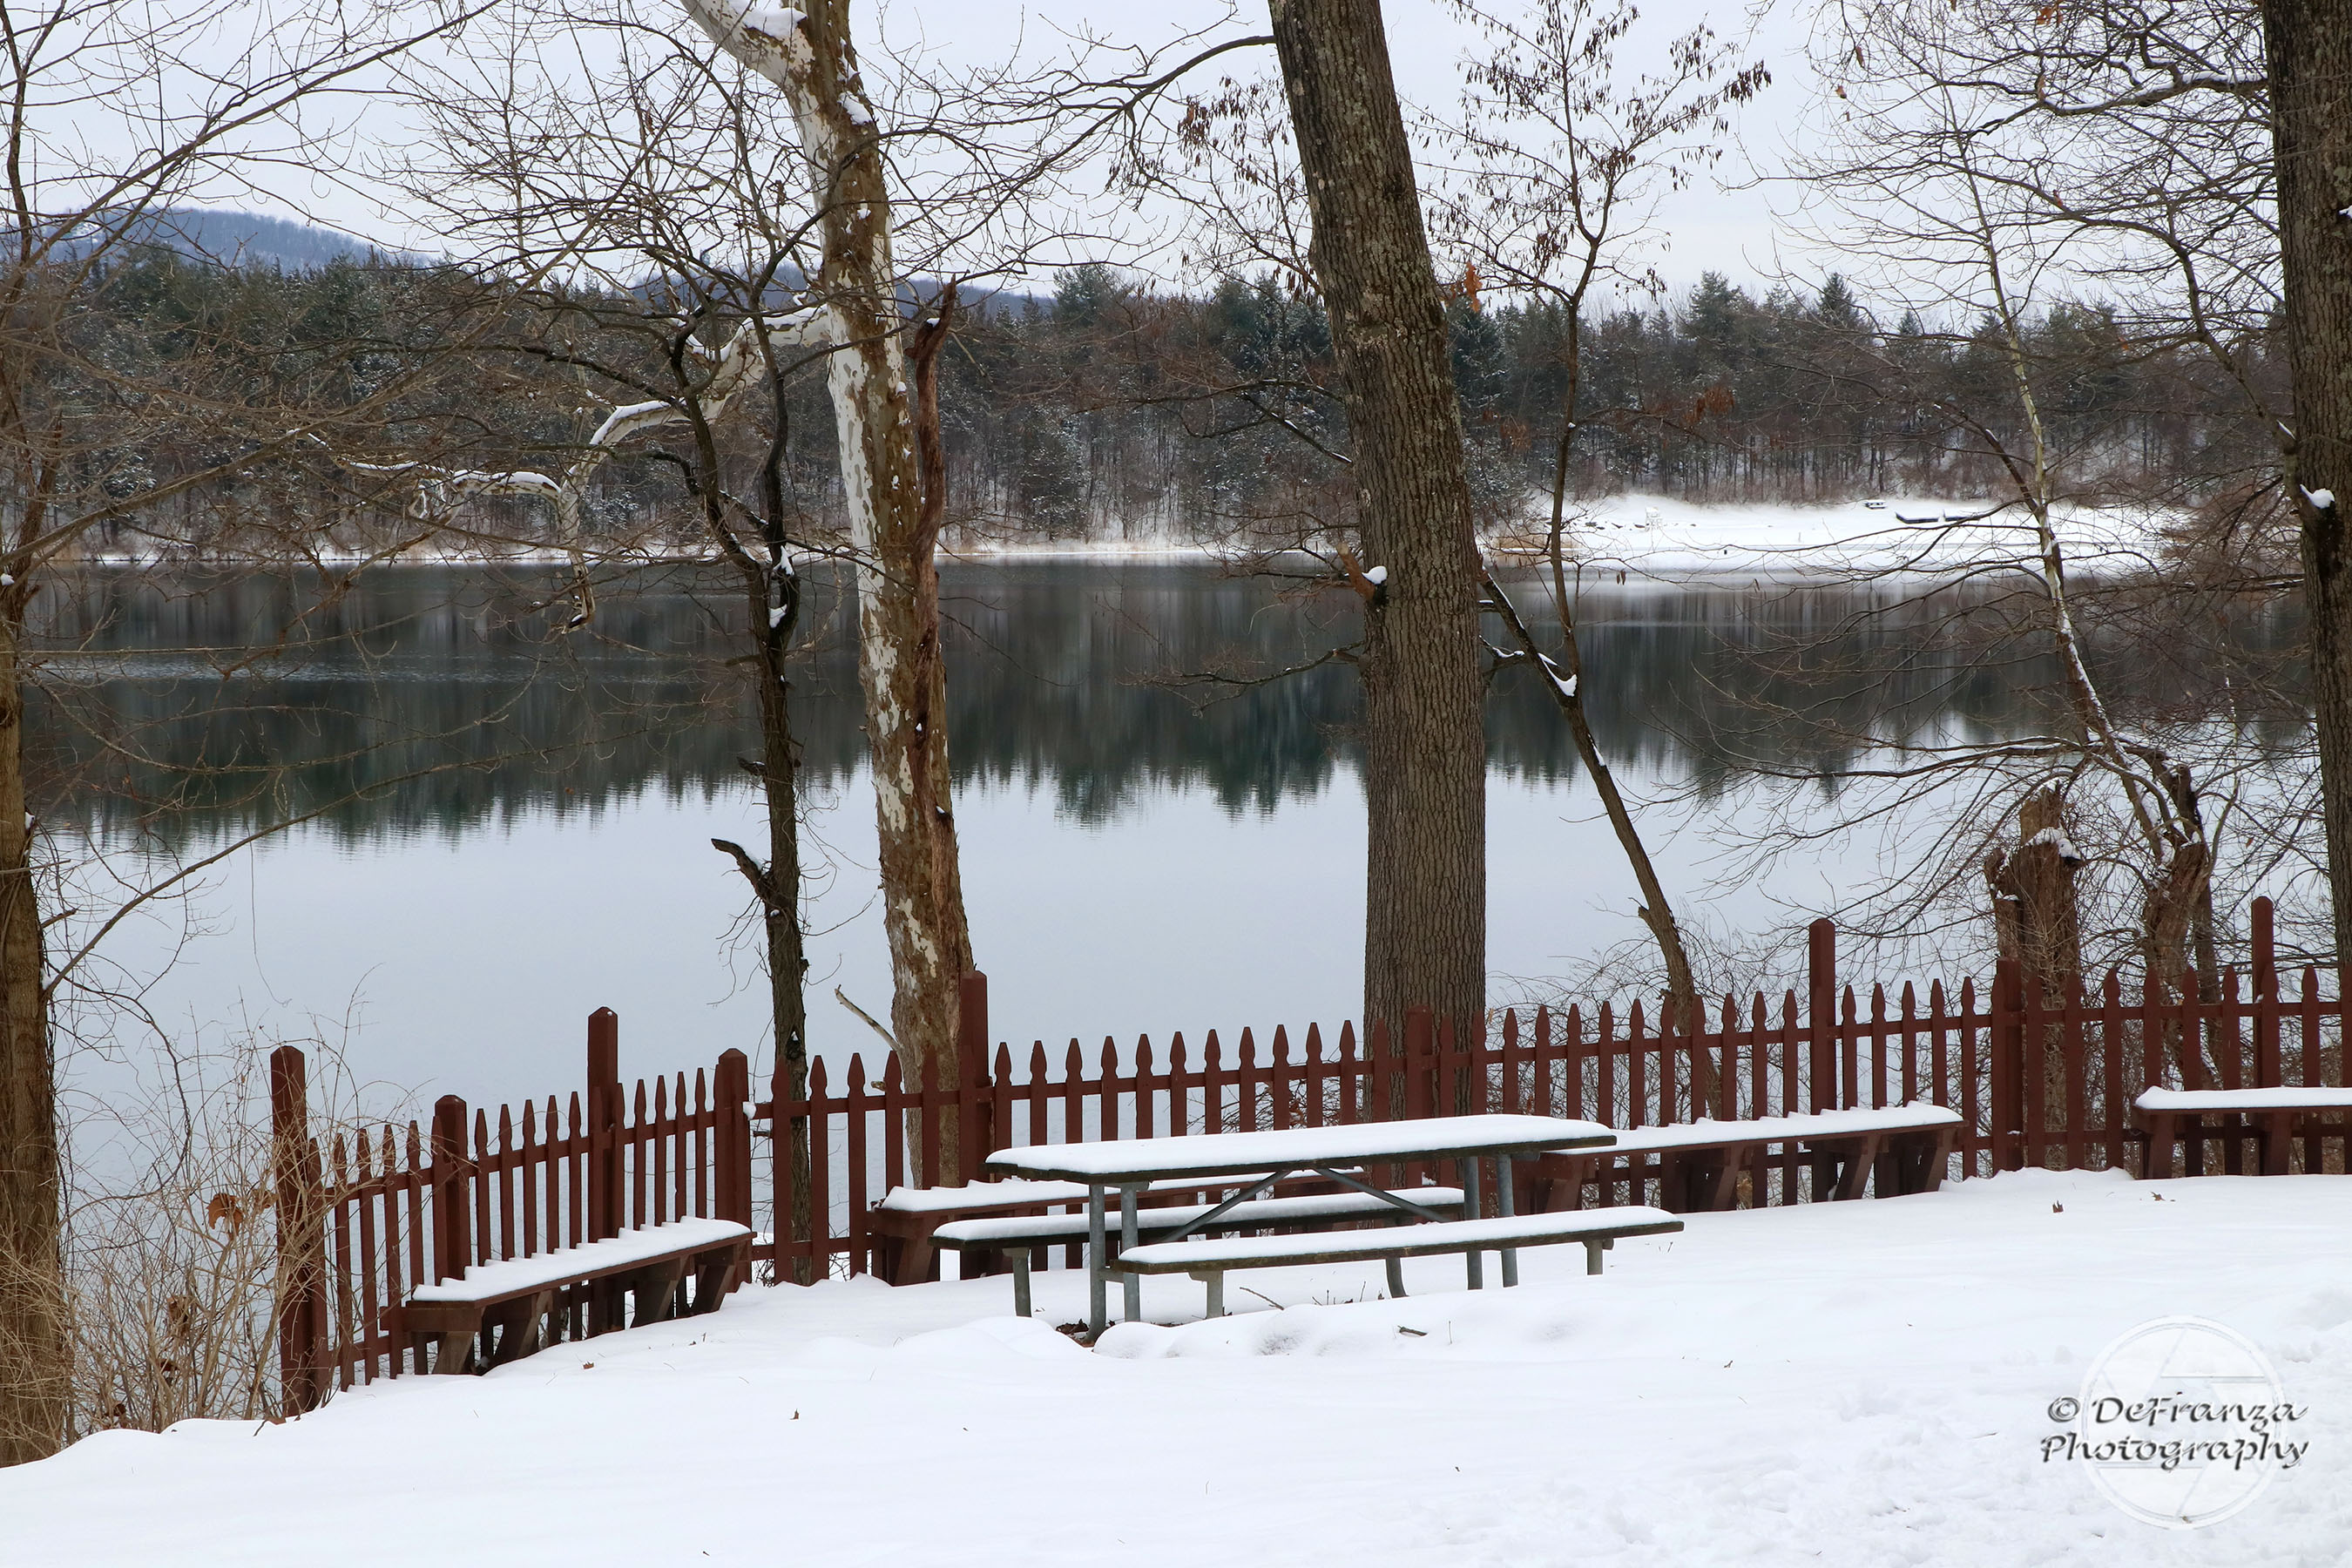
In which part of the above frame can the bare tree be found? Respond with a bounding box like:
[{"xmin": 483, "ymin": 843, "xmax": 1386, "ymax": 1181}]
[
  {"xmin": 1426, "ymin": 0, "xmax": 1765, "ymax": 1037},
  {"xmin": 1782, "ymin": 27, "xmax": 2243, "ymax": 1051},
  {"xmin": 0, "ymin": 0, "xmax": 488, "ymax": 1463},
  {"xmin": 381, "ymin": 17, "xmax": 852, "ymax": 1260}
]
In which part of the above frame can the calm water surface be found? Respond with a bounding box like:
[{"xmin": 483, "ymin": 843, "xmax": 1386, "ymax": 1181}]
[{"xmin": 37, "ymin": 558, "xmax": 2297, "ymax": 1109}]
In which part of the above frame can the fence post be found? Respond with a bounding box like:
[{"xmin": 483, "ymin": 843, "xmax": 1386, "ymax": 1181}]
[
  {"xmin": 958, "ymin": 971, "xmax": 989, "ymax": 1184},
  {"xmin": 587, "ymin": 1008, "xmax": 621, "ymax": 1240},
  {"xmin": 429, "ymin": 1094, "xmax": 471, "ymax": 1286},
  {"xmin": 715, "ymin": 1049, "xmax": 752, "ymax": 1234},
  {"xmin": 268, "ymin": 1044, "xmax": 324, "ymax": 1417},
  {"xmin": 1990, "ymin": 958, "xmax": 2024, "ymax": 1172},
  {"xmin": 1807, "ymin": 919, "xmax": 1835, "ymax": 1113},
  {"xmin": 2253, "ymin": 896, "xmax": 2281, "ymax": 1088}
]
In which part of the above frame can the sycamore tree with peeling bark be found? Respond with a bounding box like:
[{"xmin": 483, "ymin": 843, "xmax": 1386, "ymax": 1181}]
[
  {"xmin": 395, "ymin": 0, "xmax": 1175, "ymax": 1188},
  {"xmin": 677, "ymin": 0, "xmax": 981, "ymax": 1177}
]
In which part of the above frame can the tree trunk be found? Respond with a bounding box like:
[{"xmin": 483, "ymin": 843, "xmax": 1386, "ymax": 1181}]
[
  {"xmin": 1269, "ymin": 0, "xmax": 1488, "ymax": 1055},
  {"xmin": 747, "ymin": 575, "xmax": 813, "ymax": 1282},
  {"xmin": 1984, "ymin": 788, "xmax": 2085, "ymax": 997},
  {"xmin": 2264, "ymin": 0, "xmax": 2352, "ymax": 956},
  {"xmin": 686, "ymin": 0, "xmax": 975, "ymax": 1179},
  {"xmin": 1984, "ymin": 788, "xmax": 2083, "ymax": 1132},
  {"xmin": 0, "ymin": 610, "xmax": 65, "ymax": 1465}
]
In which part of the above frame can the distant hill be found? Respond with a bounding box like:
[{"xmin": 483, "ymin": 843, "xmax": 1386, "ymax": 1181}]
[{"xmin": 126, "ymin": 209, "xmax": 424, "ymax": 270}]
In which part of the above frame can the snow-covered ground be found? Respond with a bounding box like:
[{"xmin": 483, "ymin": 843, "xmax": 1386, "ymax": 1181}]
[{"xmin": 8, "ymin": 1167, "xmax": 2345, "ymax": 1565}]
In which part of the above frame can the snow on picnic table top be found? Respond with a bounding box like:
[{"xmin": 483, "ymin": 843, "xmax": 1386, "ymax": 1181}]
[
  {"xmin": 1586, "ymin": 1103, "xmax": 1962, "ymax": 1156},
  {"xmin": 2136, "ymin": 1085, "xmax": 2352, "ymax": 1112},
  {"xmin": 408, "ymin": 1218, "xmax": 749, "ymax": 1304},
  {"xmin": 984, "ymin": 1114, "xmax": 1613, "ymax": 1181}
]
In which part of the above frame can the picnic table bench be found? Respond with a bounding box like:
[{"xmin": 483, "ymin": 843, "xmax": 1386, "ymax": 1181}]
[
  {"xmin": 1114, "ymin": 1206, "xmax": 1684, "ymax": 1319},
  {"xmin": 933, "ymin": 1186, "xmax": 1466, "ymax": 1316},
  {"xmin": 869, "ymin": 1174, "xmax": 1357, "ymax": 1287},
  {"xmin": 389, "ymin": 1217, "xmax": 750, "ymax": 1374},
  {"xmin": 987, "ymin": 1113, "xmax": 1618, "ymax": 1331},
  {"xmin": 2134, "ymin": 1085, "xmax": 2352, "ymax": 1177},
  {"xmin": 1533, "ymin": 1104, "xmax": 1963, "ymax": 1214}
]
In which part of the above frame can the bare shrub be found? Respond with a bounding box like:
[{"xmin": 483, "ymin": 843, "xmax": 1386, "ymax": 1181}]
[{"xmin": 0, "ymin": 1024, "xmax": 391, "ymax": 1451}]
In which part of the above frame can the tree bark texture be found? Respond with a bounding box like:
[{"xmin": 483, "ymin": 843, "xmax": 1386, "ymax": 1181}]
[
  {"xmin": 1984, "ymin": 788, "xmax": 2085, "ymax": 1128},
  {"xmin": 686, "ymin": 0, "xmax": 975, "ymax": 1179},
  {"xmin": 716, "ymin": 562, "xmax": 814, "ymax": 1281},
  {"xmin": 1269, "ymin": 0, "xmax": 1488, "ymax": 1050},
  {"xmin": 2265, "ymin": 0, "xmax": 2352, "ymax": 956},
  {"xmin": 0, "ymin": 610, "xmax": 64, "ymax": 1465},
  {"xmin": 1984, "ymin": 788, "xmax": 2084, "ymax": 999}
]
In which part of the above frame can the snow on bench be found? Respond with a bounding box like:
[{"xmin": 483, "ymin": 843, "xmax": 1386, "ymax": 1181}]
[
  {"xmin": 2134, "ymin": 1086, "xmax": 2352, "ymax": 1113},
  {"xmin": 1112, "ymin": 1207, "xmax": 1685, "ymax": 1317},
  {"xmin": 396, "ymin": 1218, "xmax": 750, "ymax": 1375},
  {"xmin": 933, "ymin": 1188, "xmax": 1466, "ymax": 1317},
  {"xmin": 409, "ymin": 1218, "xmax": 751, "ymax": 1304},
  {"xmin": 2133, "ymin": 1085, "xmax": 2352, "ymax": 1176},
  {"xmin": 1596, "ymin": 1103, "xmax": 1961, "ymax": 1157},
  {"xmin": 1538, "ymin": 1102, "xmax": 1960, "ymax": 1212},
  {"xmin": 877, "ymin": 1179, "xmax": 1103, "ymax": 1214}
]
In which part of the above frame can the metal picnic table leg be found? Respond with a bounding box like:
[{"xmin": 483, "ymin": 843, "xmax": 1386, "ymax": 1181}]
[
  {"xmin": 1087, "ymin": 1183, "xmax": 1107, "ymax": 1335},
  {"xmin": 1461, "ymin": 1155, "xmax": 1484, "ymax": 1290},
  {"xmin": 1119, "ymin": 1183, "xmax": 1143, "ymax": 1324},
  {"xmin": 1497, "ymin": 1153, "xmax": 1518, "ymax": 1288}
]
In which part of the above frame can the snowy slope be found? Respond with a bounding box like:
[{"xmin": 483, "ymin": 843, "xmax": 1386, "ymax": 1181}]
[{"xmin": 4, "ymin": 1167, "xmax": 2346, "ymax": 1565}]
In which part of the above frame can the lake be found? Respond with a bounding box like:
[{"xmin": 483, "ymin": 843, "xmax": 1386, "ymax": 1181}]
[{"xmin": 34, "ymin": 557, "xmax": 2302, "ymax": 1112}]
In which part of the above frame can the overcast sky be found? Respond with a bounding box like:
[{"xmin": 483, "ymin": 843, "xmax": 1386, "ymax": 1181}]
[{"xmin": 260, "ymin": 0, "xmax": 1824, "ymax": 303}]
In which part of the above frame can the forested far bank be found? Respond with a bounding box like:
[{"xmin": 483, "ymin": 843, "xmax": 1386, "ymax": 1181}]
[{"xmin": 45, "ymin": 243, "xmax": 2288, "ymax": 564}]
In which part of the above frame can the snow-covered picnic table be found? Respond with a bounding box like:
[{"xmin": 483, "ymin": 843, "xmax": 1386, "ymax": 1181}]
[{"xmin": 983, "ymin": 1114, "xmax": 1616, "ymax": 1331}]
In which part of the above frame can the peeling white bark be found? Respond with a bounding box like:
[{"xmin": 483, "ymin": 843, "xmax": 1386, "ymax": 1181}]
[{"xmin": 686, "ymin": 0, "xmax": 974, "ymax": 1176}]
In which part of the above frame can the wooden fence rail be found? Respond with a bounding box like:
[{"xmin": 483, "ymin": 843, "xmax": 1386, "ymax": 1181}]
[{"xmin": 275, "ymin": 900, "xmax": 2347, "ymax": 1411}]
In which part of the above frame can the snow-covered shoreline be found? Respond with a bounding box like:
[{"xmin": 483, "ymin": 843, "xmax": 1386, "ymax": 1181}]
[{"xmin": 57, "ymin": 495, "xmax": 2181, "ymax": 580}]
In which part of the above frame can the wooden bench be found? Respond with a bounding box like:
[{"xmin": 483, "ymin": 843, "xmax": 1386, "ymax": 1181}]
[
  {"xmin": 389, "ymin": 1217, "xmax": 751, "ymax": 1374},
  {"xmin": 933, "ymin": 1186, "xmax": 1466, "ymax": 1316},
  {"xmin": 868, "ymin": 1173, "xmax": 1364, "ymax": 1286},
  {"xmin": 1533, "ymin": 1105, "xmax": 1962, "ymax": 1214},
  {"xmin": 1112, "ymin": 1207, "xmax": 1685, "ymax": 1319},
  {"xmin": 2135, "ymin": 1085, "xmax": 2352, "ymax": 1177}
]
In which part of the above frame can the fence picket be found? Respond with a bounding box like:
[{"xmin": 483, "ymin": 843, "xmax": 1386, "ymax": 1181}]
[{"xmin": 846, "ymin": 1055, "xmax": 868, "ymax": 1277}]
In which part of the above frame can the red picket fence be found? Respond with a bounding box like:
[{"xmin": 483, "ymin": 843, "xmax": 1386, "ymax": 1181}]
[
  {"xmin": 270, "ymin": 1009, "xmax": 753, "ymax": 1402},
  {"xmin": 274, "ymin": 900, "xmax": 2348, "ymax": 1409},
  {"xmin": 761, "ymin": 904, "xmax": 2351, "ymax": 1275}
]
